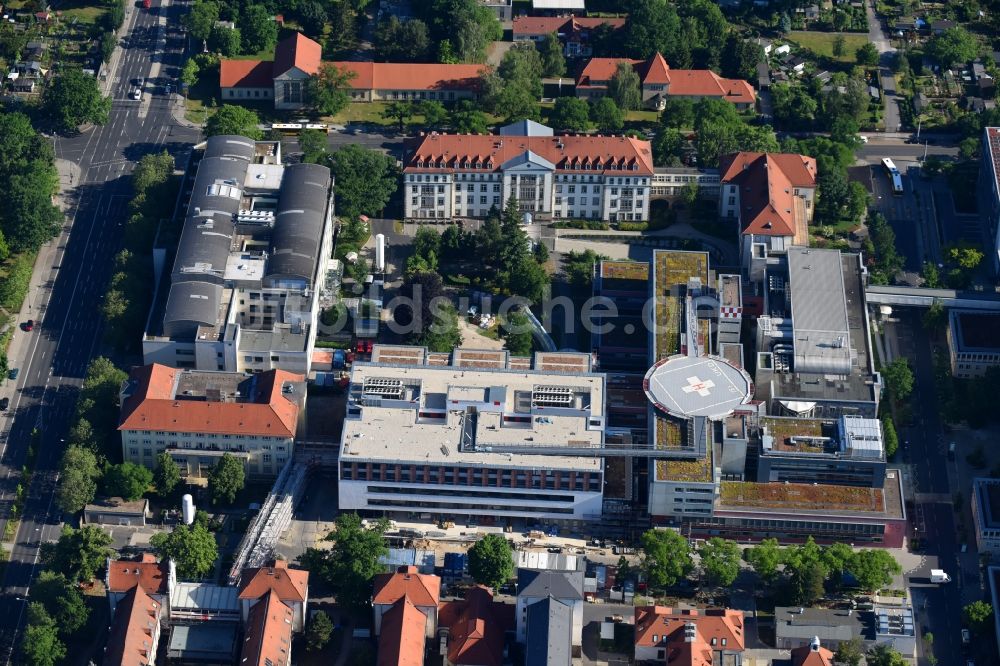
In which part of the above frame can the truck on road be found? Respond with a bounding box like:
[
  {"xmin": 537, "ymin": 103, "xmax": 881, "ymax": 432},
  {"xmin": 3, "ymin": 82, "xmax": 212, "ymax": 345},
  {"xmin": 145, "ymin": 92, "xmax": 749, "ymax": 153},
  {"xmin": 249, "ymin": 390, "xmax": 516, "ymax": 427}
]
[{"xmin": 930, "ymin": 569, "xmax": 952, "ymax": 583}]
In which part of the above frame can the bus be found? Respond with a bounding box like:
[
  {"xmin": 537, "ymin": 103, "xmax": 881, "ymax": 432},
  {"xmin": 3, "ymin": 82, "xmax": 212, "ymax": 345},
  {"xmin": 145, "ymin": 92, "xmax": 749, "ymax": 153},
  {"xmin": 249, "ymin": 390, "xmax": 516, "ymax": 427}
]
[
  {"xmin": 881, "ymin": 157, "xmax": 903, "ymax": 195},
  {"xmin": 269, "ymin": 122, "xmax": 331, "ymax": 134}
]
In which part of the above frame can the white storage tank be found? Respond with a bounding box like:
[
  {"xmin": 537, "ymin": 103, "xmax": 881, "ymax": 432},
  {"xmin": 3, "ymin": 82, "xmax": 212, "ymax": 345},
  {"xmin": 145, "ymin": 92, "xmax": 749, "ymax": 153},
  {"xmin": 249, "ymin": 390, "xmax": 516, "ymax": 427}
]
[
  {"xmin": 375, "ymin": 233, "xmax": 386, "ymax": 272},
  {"xmin": 181, "ymin": 494, "xmax": 195, "ymax": 525}
]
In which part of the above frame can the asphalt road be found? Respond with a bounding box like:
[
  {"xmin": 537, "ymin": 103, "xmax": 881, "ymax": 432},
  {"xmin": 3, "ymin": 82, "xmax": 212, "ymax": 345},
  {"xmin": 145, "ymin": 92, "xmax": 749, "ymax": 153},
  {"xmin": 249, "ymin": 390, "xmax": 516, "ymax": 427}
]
[
  {"xmin": 0, "ymin": 0, "xmax": 199, "ymax": 659},
  {"xmin": 869, "ymin": 160, "xmax": 941, "ymax": 269}
]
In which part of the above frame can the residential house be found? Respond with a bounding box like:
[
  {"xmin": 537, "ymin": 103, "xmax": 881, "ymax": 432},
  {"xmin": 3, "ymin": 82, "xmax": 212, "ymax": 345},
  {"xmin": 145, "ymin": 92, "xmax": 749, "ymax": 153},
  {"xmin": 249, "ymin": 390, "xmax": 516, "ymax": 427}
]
[
  {"xmin": 717, "ymin": 151, "xmax": 817, "ymax": 271},
  {"xmin": 104, "ymin": 585, "xmax": 163, "ymax": 666},
  {"xmin": 931, "ymin": 19, "xmax": 956, "ymax": 35},
  {"xmin": 437, "ymin": 585, "xmax": 514, "ymax": 666},
  {"xmin": 576, "ymin": 52, "xmax": 756, "ymax": 110},
  {"xmin": 240, "ymin": 589, "xmax": 294, "ymax": 666},
  {"xmin": 515, "ymin": 569, "xmax": 584, "ymax": 649},
  {"xmin": 326, "ymin": 61, "xmax": 486, "ymax": 103},
  {"xmin": 118, "ymin": 363, "xmax": 306, "ymax": 479},
  {"xmin": 378, "ymin": 597, "xmax": 428, "ymax": 666},
  {"xmin": 774, "ymin": 607, "xmax": 865, "ymax": 650},
  {"xmin": 634, "ymin": 607, "xmax": 745, "ymax": 664},
  {"xmin": 105, "ymin": 553, "xmax": 170, "ymax": 618},
  {"xmin": 220, "ymin": 32, "xmax": 485, "ymax": 107},
  {"xmin": 219, "ymin": 32, "xmax": 321, "ymax": 109},
  {"xmin": 238, "ymin": 559, "xmax": 310, "ymax": 631},
  {"xmin": 512, "ymin": 15, "xmax": 626, "ymax": 58},
  {"xmin": 373, "ymin": 566, "xmax": 441, "ymax": 637},
  {"xmin": 479, "ymin": 0, "xmax": 512, "ymax": 23},
  {"xmin": 524, "ymin": 597, "xmax": 572, "ymax": 666},
  {"xmin": 791, "ymin": 637, "xmax": 834, "ymax": 666},
  {"xmin": 402, "ymin": 120, "xmax": 653, "ymax": 223}
]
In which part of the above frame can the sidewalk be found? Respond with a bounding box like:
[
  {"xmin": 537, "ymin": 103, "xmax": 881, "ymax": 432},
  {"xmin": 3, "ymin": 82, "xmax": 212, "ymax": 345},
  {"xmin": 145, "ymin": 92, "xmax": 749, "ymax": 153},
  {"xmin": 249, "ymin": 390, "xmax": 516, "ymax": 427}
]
[{"xmin": 2, "ymin": 159, "xmax": 83, "ymax": 397}]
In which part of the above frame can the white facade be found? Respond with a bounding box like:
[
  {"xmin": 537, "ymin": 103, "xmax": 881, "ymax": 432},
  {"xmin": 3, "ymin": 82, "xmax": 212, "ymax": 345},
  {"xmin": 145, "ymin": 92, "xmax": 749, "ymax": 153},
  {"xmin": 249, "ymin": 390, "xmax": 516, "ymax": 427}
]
[
  {"xmin": 121, "ymin": 429, "xmax": 293, "ymax": 479},
  {"xmin": 648, "ymin": 476, "xmax": 718, "ymax": 519},
  {"xmin": 516, "ymin": 595, "xmax": 583, "ymax": 646},
  {"xmin": 651, "ymin": 168, "xmax": 721, "ymax": 198}
]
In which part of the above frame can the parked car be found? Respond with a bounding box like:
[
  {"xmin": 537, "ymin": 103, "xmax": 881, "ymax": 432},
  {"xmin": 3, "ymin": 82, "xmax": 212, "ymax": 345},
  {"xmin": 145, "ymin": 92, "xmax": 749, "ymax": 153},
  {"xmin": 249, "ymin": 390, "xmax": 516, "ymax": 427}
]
[
  {"xmin": 0, "ymin": 397, "xmax": 9, "ymax": 410},
  {"xmin": 962, "ymin": 628, "xmax": 971, "ymax": 645},
  {"xmin": 23, "ymin": 320, "xmax": 33, "ymax": 331},
  {"xmin": 8, "ymin": 368, "xmax": 17, "ymax": 380}
]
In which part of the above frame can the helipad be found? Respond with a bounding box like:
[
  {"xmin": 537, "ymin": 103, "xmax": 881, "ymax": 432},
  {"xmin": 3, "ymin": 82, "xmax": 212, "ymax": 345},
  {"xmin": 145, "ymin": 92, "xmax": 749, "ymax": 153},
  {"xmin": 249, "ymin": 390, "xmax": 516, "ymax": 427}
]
[{"xmin": 643, "ymin": 355, "xmax": 753, "ymax": 419}]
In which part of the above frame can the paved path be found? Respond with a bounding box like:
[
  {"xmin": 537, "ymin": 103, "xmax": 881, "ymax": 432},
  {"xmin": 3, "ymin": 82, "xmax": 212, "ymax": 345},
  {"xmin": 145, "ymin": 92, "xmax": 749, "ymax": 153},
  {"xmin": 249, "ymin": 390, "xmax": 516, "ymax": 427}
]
[{"xmin": 867, "ymin": 0, "xmax": 903, "ymax": 132}]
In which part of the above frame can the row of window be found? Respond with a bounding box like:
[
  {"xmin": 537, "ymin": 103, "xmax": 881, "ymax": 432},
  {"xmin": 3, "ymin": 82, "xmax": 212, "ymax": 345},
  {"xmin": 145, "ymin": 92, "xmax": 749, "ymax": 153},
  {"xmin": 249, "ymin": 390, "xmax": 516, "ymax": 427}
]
[
  {"xmin": 226, "ymin": 89, "xmax": 271, "ymax": 98},
  {"xmin": 340, "ymin": 462, "xmax": 602, "ymax": 491}
]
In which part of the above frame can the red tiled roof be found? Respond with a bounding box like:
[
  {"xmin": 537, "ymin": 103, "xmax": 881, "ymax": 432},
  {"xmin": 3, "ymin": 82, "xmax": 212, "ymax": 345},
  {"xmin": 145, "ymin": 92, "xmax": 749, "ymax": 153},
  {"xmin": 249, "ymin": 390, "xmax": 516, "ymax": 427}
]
[
  {"xmin": 106, "ymin": 553, "xmax": 169, "ymax": 596},
  {"xmin": 241, "ymin": 590, "xmax": 294, "ymax": 666},
  {"xmin": 219, "ymin": 59, "xmax": 273, "ymax": 89},
  {"xmin": 104, "ymin": 586, "xmax": 161, "ymax": 666},
  {"xmin": 378, "ymin": 597, "xmax": 427, "ymax": 666},
  {"xmin": 635, "ymin": 607, "xmax": 746, "ymax": 652},
  {"xmin": 437, "ymin": 586, "xmax": 513, "ymax": 666},
  {"xmin": 238, "ymin": 559, "xmax": 309, "ymax": 603},
  {"xmin": 666, "ymin": 640, "xmax": 713, "ymax": 666},
  {"xmin": 577, "ymin": 52, "xmax": 756, "ymax": 105},
  {"xmin": 273, "ymin": 32, "xmax": 322, "ymax": 77},
  {"xmin": 373, "ymin": 566, "xmax": 441, "ymax": 608},
  {"xmin": 791, "ymin": 642, "xmax": 835, "ymax": 666},
  {"xmin": 718, "ymin": 152, "xmax": 817, "ymax": 238},
  {"xmin": 118, "ymin": 364, "xmax": 303, "ymax": 438},
  {"xmin": 512, "ymin": 14, "xmax": 626, "ymax": 38},
  {"xmin": 328, "ymin": 62, "xmax": 486, "ymax": 93},
  {"xmin": 405, "ymin": 132, "xmax": 654, "ymax": 175}
]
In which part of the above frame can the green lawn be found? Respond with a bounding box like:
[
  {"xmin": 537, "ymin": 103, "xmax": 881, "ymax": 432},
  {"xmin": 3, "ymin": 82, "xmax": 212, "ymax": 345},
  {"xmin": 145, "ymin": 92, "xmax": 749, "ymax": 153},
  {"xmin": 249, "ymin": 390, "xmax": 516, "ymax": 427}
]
[
  {"xmin": 625, "ymin": 110, "xmax": 660, "ymax": 123},
  {"xmin": 60, "ymin": 5, "xmax": 105, "ymax": 26},
  {"xmin": 788, "ymin": 31, "xmax": 870, "ymax": 63},
  {"xmin": 323, "ymin": 101, "xmax": 505, "ymax": 129}
]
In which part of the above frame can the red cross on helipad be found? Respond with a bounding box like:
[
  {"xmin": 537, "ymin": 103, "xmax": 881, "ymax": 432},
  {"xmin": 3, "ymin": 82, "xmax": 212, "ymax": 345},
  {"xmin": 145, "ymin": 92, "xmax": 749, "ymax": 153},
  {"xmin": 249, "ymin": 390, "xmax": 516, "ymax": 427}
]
[{"xmin": 682, "ymin": 376, "xmax": 715, "ymax": 397}]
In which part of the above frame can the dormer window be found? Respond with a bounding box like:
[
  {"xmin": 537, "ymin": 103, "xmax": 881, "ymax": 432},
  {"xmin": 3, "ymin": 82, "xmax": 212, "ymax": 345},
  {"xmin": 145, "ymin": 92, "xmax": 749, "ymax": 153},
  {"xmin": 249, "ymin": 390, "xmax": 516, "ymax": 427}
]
[
  {"xmin": 486, "ymin": 161, "xmax": 493, "ymax": 169},
  {"xmin": 711, "ymin": 638, "xmax": 717, "ymax": 646},
  {"xmin": 475, "ymin": 161, "xmax": 482, "ymax": 168}
]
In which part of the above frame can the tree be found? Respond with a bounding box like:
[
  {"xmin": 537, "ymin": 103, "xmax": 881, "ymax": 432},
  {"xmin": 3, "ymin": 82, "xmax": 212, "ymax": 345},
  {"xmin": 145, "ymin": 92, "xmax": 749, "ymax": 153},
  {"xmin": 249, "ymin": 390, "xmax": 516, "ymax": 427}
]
[
  {"xmin": 208, "ymin": 24, "xmax": 241, "ymax": 56},
  {"xmin": 418, "ymin": 100, "xmax": 448, "ymax": 130},
  {"xmin": 721, "ymin": 35, "xmax": 763, "ymax": 81},
  {"xmin": 922, "ymin": 297, "xmax": 946, "ymax": 330},
  {"xmin": 205, "ymin": 104, "xmax": 262, "ymax": 139},
  {"xmin": 928, "ymin": 26, "xmax": 979, "ymax": 65},
  {"xmin": 482, "ymin": 43, "xmax": 543, "ymax": 122},
  {"xmin": 30, "ymin": 571, "xmax": 89, "ymax": 636},
  {"xmin": 881, "ymin": 358, "xmax": 914, "ymax": 401},
  {"xmin": 181, "ymin": 58, "xmax": 200, "ymax": 89},
  {"xmin": 56, "ymin": 445, "xmax": 100, "ymax": 514},
  {"xmin": 208, "ymin": 453, "xmax": 245, "ymax": 504},
  {"xmin": 783, "ymin": 537, "xmax": 828, "ymax": 605},
  {"xmin": 19, "ymin": 607, "xmax": 66, "ymax": 666},
  {"xmin": 771, "ymin": 83, "xmax": 818, "ymax": 128},
  {"xmin": 382, "ymin": 101, "xmax": 414, "ymax": 133},
  {"xmin": 867, "ymin": 644, "xmax": 908, "ymax": 666},
  {"xmin": 43, "ymin": 68, "xmax": 111, "ymax": 133},
  {"xmin": 962, "ymin": 600, "xmax": 994, "ymax": 634},
  {"xmin": 847, "ymin": 549, "xmax": 901, "ymax": 592},
  {"xmin": 641, "ymin": 529, "xmax": 693, "ymax": 590},
  {"xmin": 539, "ymin": 32, "xmax": 566, "ymax": 78},
  {"xmin": 502, "ymin": 311, "xmax": 533, "ymax": 356},
  {"xmin": 186, "ymin": 0, "xmax": 220, "ymax": 42},
  {"xmin": 154, "ymin": 452, "xmax": 182, "ymax": 496},
  {"xmin": 238, "ymin": 4, "xmax": 278, "ymax": 55},
  {"xmin": 329, "ymin": 144, "xmax": 399, "ymax": 220},
  {"xmin": 653, "ymin": 128, "xmax": 685, "ymax": 166},
  {"xmin": 296, "ymin": 1, "xmax": 328, "ymax": 38},
  {"xmin": 590, "ymin": 97, "xmax": 624, "ymax": 132},
  {"xmin": 150, "ymin": 522, "xmax": 218, "ymax": 579},
  {"xmin": 307, "ymin": 63, "xmax": 357, "ymax": 116},
  {"xmin": 661, "ymin": 98, "xmax": 696, "ymax": 129},
  {"xmin": 374, "ymin": 17, "xmax": 431, "ymax": 61},
  {"xmin": 42, "ymin": 525, "xmax": 113, "ymax": 582},
  {"xmin": 881, "ymin": 415, "xmax": 899, "ymax": 458},
  {"xmin": 103, "ymin": 462, "xmax": 153, "ymax": 501},
  {"xmin": 856, "ymin": 42, "xmax": 879, "ymax": 67},
  {"xmin": 450, "ymin": 100, "xmax": 490, "ymax": 134},
  {"xmin": 835, "ymin": 637, "xmax": 865, "ymax": 666},
  {"xmin": 304, "ymin": 513, "xmax": 389, "ymax": 608},
  {"xmin": 299, "ymin": 128, "xmax": 329, "ymax": 164},
  {"xmin": 622, "ymin": 0, "xmax": 680, "ymax": 59},
  {"xmin": 947, "ymin": 245, "xmax": 985, "ymax": 271},
  {"xmin": 832, "ymin": 34, "xmax": 846, "ymax": 58},
  {"xmin": 468, "ymin": 534, "xmax": 514, "ymax": 589},
  {"xmin": 698, "ymin": 537, "xmax": 741, "ymax": 587},
  {"xmin": 608, "ymin": 61, "xmax": 641, "ymax": 111},
  {"xmin": 743, "ymin": 538, "xmax": 782, "ymax": 582},
  {"xmin": 550, "ymin": 97, "xmax": 591, "ymax": 132},
  {"xmin": 307, "ymin": 610, "xmax": 334, "ymax": 651}
]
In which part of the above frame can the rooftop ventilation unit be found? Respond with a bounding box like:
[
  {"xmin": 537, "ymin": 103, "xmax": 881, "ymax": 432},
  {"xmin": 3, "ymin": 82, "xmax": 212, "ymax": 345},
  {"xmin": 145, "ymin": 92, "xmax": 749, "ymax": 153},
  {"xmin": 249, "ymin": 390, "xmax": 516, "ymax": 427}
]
[
  {"xmin": 532, "ymin": 385, "xmax": 573, "ymax": 408},
  {"xmin": 362, "ymin": 377, "xmax": 405, "ymax": 400}
]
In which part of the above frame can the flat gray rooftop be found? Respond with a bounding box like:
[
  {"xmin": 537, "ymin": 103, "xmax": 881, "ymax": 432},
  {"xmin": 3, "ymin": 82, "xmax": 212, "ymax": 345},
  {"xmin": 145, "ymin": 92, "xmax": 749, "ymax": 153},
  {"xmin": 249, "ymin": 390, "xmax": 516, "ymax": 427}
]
[
  {"xmin": 167, "ymin": 623, "xmax": 238, "ymax": 659},
  {"xmin": 644, "ymin": 355, "xmax": 752, "ymax": 419},
  {"xmin": 788, "ymin": 247, "xmax": 852, "ymax": 375}
]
